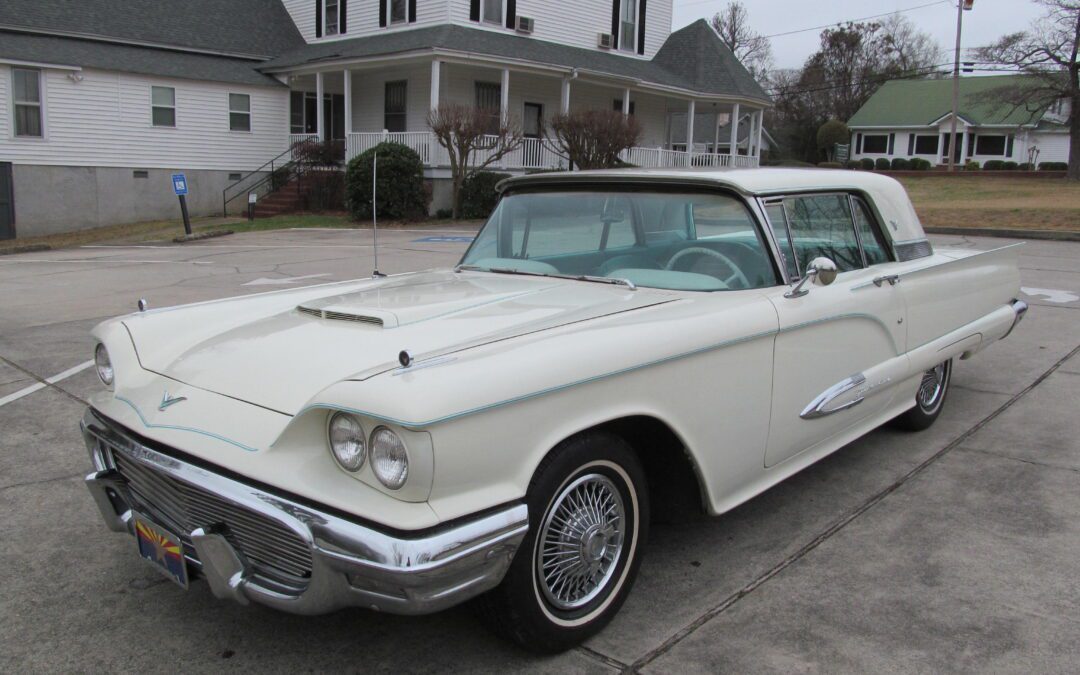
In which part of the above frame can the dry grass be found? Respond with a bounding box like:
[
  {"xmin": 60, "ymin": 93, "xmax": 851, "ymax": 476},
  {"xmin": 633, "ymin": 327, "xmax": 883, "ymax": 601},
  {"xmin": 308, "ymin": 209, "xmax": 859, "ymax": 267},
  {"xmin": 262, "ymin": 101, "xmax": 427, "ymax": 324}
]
[{"xmin": 897, "ymin": 176, "xmax": 1080, "ymax": 232}]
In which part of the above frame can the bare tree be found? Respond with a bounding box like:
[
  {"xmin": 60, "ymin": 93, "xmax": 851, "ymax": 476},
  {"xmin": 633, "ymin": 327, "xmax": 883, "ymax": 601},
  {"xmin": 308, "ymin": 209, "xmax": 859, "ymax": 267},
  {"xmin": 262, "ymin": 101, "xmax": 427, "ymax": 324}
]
[
  {"xmin": 975, "ymin": 0, "xmax": 1079, "ymax": 180},
  {"xmin": 427, "ymin": 103, "xmax": 523, "ymax": 218},
  {"xmin": 879, "ymin": 13, "xmax": 945, "ymax": 76},
  {"xmin": 548, "ymin": 110, "xmax": 642, "ymax": 170},
  {"xmin": 710, "ymin": 1, "xmax": 774, "ymax": 82}
]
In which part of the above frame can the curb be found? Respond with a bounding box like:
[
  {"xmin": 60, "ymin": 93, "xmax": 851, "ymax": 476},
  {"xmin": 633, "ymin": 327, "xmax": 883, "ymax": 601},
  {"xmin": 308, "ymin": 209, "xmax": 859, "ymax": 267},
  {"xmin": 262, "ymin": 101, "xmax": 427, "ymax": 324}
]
[
  {"xmin": 925, "ymin": 226, "xmax": 1080, "ymax": 242},
  {"xmin": 173, "ymin": 229, "xmax": 235, "ymax": 243},
  {"xmin": 0, "ymin": 243, "xmax": 51, "ymax": 256}
]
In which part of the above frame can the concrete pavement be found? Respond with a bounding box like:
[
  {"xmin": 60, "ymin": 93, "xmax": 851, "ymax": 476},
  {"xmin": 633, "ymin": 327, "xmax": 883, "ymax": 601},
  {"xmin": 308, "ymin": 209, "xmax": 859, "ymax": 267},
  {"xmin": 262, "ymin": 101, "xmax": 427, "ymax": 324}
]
[{"xmin": 0, "ymin": 228, "xmax": 1077, "ymax": 672}]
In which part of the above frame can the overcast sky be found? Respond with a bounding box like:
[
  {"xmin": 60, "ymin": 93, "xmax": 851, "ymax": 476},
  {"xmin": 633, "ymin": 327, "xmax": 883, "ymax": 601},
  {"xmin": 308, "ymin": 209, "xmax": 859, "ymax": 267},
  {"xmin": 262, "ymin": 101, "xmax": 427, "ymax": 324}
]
[{"xmin": 672, "ymin": 0, "xmax": 1047, "ymax": 71}]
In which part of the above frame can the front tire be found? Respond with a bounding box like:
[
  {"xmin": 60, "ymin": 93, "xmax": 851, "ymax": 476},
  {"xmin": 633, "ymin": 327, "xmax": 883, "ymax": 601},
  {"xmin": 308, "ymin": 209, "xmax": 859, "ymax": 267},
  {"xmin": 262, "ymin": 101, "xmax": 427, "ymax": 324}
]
[
  {"xmin": 894, "ymin": 359, "xmax": 952, "ymax": 431},
  {"xmin": 476, "ymin": 432, "xmax": 648, "ymax": 653}
]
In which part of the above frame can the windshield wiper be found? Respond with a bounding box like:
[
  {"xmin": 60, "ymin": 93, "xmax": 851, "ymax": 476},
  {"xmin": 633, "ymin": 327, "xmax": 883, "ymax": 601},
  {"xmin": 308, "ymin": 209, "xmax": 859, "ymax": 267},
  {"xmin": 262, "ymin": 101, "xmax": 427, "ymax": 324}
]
[{"xmin": 455, "ymin": 264, "xmax": 636, "ymax": 291}]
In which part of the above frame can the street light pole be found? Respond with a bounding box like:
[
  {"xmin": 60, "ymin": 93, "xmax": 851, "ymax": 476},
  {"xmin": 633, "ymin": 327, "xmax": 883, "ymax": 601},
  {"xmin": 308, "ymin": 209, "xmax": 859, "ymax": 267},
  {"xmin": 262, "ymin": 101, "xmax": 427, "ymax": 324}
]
[{"xmin": 948, "ymin": 0, "xmax": 974, "ymax": 172}]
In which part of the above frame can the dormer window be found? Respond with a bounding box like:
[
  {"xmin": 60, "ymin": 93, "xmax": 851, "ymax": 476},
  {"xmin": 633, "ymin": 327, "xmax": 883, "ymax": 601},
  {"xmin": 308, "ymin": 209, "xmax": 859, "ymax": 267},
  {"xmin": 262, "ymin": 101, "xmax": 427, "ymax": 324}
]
[
  {"xmin": 390, "ymin": 0, "xmax": 407, "ymax": 24},
  {"xmin": 619, "ymin": 0, "xmax": 637, "ymax": 52},
  {"xmin": 482, "ymin": 0, "xmax": 503, "ymax": 25},
  {"xmin": 321, "ymin": 0, "xmax": 345, "ymax": 36}
]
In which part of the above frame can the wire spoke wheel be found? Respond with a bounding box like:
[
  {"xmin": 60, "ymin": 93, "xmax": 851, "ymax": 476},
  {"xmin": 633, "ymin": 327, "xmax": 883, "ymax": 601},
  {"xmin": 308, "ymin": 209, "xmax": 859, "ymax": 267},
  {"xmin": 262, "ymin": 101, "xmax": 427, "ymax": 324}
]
[
  {"xmin": 537, "ymin": 473, "xmax": 625, "ymax": 611},
  {"xmin": 918, "ymin": 362, "xmax": 948, "ymax": 412}
]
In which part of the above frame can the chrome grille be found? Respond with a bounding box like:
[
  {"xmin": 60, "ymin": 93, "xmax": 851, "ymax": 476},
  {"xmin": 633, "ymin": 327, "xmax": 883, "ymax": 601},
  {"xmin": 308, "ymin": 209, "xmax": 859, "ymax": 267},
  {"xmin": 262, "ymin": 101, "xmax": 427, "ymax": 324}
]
[
  {"xmin": 297, "ymin": 305, "xmax": 384, "ymax": 326},
  {"xmin": 895, "ymin": 239, "xmax": 933, "ymax": 261},
  {"xmin": 110, "ymin": 450, "xmax": 312, "ymax": 590}
]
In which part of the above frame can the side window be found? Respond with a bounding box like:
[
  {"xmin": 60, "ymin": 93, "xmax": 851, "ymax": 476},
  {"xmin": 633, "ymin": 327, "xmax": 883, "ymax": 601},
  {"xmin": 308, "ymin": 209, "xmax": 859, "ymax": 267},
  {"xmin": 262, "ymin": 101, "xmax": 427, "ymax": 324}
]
[
  {"xmin": 784, "ymin": 195, "xmax": 863, "ymax": 273},
  {"xmin": 851, "ymin": 197, "xmax": 890, "ymax": 266},
  {"xmin": 764, "ymin": 202, "xmax": 798, "ymax": 279}
]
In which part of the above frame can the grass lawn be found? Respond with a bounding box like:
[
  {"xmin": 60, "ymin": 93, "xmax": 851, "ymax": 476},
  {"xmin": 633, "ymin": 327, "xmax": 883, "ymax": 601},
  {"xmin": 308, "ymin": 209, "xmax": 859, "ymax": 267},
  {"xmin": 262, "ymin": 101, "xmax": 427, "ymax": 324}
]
[
  {"xmin": 897, "ymin": 176, "xmax": 1080, "ymax": 232},
  {"xmin": 0, "ymin": 213, "xmax": 481, "ymax": 252}
]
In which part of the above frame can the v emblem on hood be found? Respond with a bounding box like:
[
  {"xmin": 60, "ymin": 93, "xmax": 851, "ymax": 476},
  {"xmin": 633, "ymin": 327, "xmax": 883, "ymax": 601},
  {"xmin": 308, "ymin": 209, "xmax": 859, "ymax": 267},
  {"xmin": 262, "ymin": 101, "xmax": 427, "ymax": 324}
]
[{"xmin": 158, "ymin": 391, "xmax": 188, "ymax": 411}]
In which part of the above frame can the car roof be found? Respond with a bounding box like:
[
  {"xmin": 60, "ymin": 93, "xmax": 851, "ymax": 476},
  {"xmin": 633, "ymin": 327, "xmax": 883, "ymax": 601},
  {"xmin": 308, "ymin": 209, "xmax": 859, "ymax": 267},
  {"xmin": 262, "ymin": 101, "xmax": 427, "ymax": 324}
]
[{"xmin": 499, "ymin": 168, "xmax": 928, "ymax": 244}]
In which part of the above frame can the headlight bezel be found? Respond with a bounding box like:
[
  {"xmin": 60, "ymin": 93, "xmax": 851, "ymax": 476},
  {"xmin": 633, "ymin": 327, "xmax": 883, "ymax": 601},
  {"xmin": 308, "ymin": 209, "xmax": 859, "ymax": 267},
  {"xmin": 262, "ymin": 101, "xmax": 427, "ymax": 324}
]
[
  {"xmin": 370, "ymin": 425, "xmax": 410, "ymax": 490},
  {"xmin": 327, "ymin": 411, "xmax": 367, "ymax": 472},
  {"xmin": 94, "ymin": 343, "xmax": 114, "ymax": 388}
]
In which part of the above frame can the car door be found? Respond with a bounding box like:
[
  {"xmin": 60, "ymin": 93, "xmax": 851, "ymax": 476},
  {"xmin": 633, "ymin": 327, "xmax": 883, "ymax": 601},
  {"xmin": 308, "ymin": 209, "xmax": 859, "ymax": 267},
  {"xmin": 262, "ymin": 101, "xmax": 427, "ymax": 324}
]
[{"xmin": 761, "ymin": 193, "xmax": 907, "ymax": 468}]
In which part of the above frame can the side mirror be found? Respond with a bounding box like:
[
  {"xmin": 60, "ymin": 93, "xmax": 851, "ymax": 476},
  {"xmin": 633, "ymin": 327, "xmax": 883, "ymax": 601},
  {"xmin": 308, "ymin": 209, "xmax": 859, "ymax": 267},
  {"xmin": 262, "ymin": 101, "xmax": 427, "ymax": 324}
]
[{"xmin": 784, "ymin": 257, "xmax": 838, "ymax": 298}]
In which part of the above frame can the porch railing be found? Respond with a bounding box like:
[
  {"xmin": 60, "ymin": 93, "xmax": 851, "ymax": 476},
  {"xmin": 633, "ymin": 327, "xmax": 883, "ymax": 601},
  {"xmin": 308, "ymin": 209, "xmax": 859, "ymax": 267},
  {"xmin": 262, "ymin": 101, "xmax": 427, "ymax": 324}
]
[{"xmin": 342, "ymin": 132, "xmax": 759, "ymax": 171}]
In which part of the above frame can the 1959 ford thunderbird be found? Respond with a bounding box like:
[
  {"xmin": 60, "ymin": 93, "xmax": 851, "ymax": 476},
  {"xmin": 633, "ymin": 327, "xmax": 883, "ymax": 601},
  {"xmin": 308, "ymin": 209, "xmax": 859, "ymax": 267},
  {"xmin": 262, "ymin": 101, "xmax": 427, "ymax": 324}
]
[{"xmin": 83, "ymin": 168, "xmax": 1026, "ymax": 651}]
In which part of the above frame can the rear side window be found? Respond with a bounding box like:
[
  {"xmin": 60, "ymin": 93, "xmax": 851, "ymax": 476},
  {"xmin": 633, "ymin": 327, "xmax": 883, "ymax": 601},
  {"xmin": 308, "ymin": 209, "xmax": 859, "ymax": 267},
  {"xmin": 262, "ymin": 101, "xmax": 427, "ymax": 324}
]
[
  {"xmin": 783, "ymin": 194, "xmax": 863, "ymax": 272},
  {"xmin": 851, "ymin": 197, "xmax": 890, "ymax": 265},
  {"xmin": 764, "ymin": 202, "xmax": 798, "ymax": 280}
]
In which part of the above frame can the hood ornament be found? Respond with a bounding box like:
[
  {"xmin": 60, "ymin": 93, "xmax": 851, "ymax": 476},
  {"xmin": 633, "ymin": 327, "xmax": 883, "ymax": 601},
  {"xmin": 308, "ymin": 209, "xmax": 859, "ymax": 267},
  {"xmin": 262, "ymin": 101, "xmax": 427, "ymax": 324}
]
[{"xmin": 158, "ymin": 391, "xmax": 188, "ymax": 411}]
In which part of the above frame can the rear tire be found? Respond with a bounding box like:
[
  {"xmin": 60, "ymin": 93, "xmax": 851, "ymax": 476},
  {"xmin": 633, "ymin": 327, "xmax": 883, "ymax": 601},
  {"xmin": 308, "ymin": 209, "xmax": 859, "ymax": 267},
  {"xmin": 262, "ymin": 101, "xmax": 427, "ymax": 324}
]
[
  {"xmin": 476, "ymin": 431, "xmax": 648, "ymax": 653},
  {"xmin": 894, "ymin": 359, "xmax": 952, "ymax": 431}
]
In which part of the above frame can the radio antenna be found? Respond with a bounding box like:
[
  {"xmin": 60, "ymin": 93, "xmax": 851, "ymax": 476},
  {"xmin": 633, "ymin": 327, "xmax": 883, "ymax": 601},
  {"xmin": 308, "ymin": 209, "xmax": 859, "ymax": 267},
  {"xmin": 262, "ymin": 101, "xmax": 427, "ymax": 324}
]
[{"xmin": 371, "ymin": 150, "xmax": 386, "ymax": 278}]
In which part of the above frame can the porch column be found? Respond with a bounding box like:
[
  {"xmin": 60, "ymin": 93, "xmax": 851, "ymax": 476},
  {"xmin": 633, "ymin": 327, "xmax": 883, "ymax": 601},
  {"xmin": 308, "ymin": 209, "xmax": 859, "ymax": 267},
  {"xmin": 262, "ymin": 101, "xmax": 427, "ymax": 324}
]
[
  {"xmin": 755, "ymin": 110, "xmax": 764, "ymax": 160},
  {"xmin": 713, "ymin": 110, "xmax": 722, "ymax": 154},
  {"xmin": 729, "ymin": 102, "xmax": 740, "ymax": 159},
  {"xmin": 430, "ymin": 59, "xmax": 441, "ymax": 111},
  {"xmin": 343, "ymin": 70, "xmax": 352, "ymax": 136},
  {"xmin": 500, "ymin": 68, "xmax": 510, "ymax": 124},
  {"xmin": 747, "ymin": 111, "xmax": 758, "ymax": 157},
  {"xmin": 959, "ymin": 126, "xmax": 969, "ymax": 163},
  {"xmin": 686, "ymin": 100, "xmax": 695, "ymax": 166},
  {"xmin": 622, "ymin": 88, "xmax": 631, "ymax": 116},
  {"xmin": 315, "ymin": 71, "xmax": 325, "ymax": 141},
  {"xmin": 561, "ymin": 77, "xmax": 571, "ymax": 114}
]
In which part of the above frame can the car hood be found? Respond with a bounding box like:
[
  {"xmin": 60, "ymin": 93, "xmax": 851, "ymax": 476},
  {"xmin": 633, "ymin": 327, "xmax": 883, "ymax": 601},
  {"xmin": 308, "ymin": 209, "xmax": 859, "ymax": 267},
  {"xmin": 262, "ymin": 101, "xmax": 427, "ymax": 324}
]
[{"xmin": 125, "ymin": 270, "xmax": 674, "ymax": 414}]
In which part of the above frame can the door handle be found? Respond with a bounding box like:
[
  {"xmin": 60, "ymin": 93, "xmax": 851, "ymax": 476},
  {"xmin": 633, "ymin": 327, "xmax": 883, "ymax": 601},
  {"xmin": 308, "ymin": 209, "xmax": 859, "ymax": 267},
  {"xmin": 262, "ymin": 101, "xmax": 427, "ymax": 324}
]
[{"xmin": 873, "ymin": 274, "xmax": 900, "ymax": 287}]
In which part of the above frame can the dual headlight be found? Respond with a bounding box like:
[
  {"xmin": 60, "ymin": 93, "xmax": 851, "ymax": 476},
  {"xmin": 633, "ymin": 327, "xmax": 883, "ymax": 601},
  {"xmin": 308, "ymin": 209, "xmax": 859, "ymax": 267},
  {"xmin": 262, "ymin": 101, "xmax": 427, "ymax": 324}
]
[
  {"xmin": 328, "ymin": 412, "xmax": 409, "ymax": 490},
  {"xmin": 94, "ymin": 343, "xmax": 114, "ymax": 388}
]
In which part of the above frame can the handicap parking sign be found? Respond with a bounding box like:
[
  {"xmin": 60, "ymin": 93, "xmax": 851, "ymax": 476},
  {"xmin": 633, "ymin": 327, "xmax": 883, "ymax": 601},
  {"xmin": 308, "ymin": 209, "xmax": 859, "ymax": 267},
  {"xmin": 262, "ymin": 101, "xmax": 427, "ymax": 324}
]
[{"xmin": 171, "ymin": 174, "xmax": 188, "ymax": 196}]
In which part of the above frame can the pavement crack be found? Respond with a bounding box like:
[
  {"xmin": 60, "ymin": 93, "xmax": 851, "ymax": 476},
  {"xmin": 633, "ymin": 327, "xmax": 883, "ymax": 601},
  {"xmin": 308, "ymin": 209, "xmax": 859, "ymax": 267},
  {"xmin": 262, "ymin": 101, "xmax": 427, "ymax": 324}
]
[
  {"xmin": 0, "ymin": 355, "xmax": 90, "ymax": 407},
  {"xmin": 955, "ymin": 446, "xmax": 1080, "ymax": 474},
  {"xmin": 626, "ymin": 342, "xmax": 1080, "ymax": 673},
  {"xmin": 1, "ymin": 472, "xmax": 83, "ymax": 491},
  {"xmin": 576, "ymin": 645, "xmax": 629, "ymax": 671}
]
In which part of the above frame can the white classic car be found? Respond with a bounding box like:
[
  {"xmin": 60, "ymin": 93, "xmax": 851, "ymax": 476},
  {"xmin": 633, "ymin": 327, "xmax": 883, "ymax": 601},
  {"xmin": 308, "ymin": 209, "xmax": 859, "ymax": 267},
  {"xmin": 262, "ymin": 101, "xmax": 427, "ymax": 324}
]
[{"xmin": 83, "ymin": 168, "xmax": 1026, "ymax": 651}]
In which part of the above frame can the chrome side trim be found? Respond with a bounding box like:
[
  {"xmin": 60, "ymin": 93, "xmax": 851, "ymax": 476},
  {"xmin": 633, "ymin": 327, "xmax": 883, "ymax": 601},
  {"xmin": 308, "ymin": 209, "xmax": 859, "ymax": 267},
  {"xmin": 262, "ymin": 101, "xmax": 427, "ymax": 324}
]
[
  {"xmin": 82, "ymin": 409, "xmax": 529, "ymax": 616},
  {"xmin": 800, "ymin": 373, "xmax": 867, "ymax": 420}
]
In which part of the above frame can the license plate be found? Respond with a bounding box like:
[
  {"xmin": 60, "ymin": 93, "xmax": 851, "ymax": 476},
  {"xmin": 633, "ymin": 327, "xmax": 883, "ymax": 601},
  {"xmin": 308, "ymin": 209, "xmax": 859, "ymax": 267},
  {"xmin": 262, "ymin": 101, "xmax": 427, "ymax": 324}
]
[{"xmin": 134, "ymin": 515, "xmax": 189, "ymax": 589}]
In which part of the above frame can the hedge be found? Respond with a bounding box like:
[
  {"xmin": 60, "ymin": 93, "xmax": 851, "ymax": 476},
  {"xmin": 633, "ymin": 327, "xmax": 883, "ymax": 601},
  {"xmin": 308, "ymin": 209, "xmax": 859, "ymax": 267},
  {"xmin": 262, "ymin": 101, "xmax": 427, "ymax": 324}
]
[
  {"xmin": 1039, "ymin": 162, "xmax": 1068, "ymax": 171},
  {"xmin": 875, "ymin": 158, "xmax": 891, "ymax": 170},
  {"xmin": 860, "ymin": 158, "xmax": 876, "ymax": 171},
  {"xmin": 459, "ymin": 171, "xmax": 512, "ymax": 219},
  {"xmin": 817, "ymin": 161, "xmax": 843, "ymax": 169},
  {"xmin": 890, "ymin": 158, "xmax": 910, "ymax": 170},
  {"xmin": 909, "ymin": 158, "xmax": 932, "ymax": 171},
  {"xmin": 982, "ymin": 160, "xmax": 1005, "ymax": 171},
  {"xmin": 344, "ymin": 142, "xmax": 428, "ymax": 221}
]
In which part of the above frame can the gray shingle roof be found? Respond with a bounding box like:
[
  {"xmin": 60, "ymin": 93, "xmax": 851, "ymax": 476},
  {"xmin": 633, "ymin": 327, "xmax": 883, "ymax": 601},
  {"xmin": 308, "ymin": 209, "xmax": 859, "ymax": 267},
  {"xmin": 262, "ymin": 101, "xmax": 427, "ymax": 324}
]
[
  {"xmin": 0, "ymin": 0, "xmax": 304, "ymax": 58},
  {"xmin": 260, "ymin": 20, "xmax": 771, "ymax": 103},
  {"xmin": 0, "ymin": 32, "xmax": 284, "ymax": 87}
]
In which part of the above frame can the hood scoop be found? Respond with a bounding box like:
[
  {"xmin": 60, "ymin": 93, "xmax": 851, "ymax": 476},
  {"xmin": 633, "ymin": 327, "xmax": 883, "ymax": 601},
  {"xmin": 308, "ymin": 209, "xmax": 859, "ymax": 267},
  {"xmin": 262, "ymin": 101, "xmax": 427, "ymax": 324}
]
[{"xmin": 297, "ymin": 304, "xmax": 390, "ymax": 327}]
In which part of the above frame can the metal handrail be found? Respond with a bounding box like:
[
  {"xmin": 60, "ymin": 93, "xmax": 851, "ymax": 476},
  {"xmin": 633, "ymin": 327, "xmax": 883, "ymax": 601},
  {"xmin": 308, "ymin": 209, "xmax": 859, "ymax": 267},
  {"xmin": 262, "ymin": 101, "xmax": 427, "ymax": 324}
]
[{"xmin": 221, "ymin": 144, "xmax": 303, "ymax": 216}]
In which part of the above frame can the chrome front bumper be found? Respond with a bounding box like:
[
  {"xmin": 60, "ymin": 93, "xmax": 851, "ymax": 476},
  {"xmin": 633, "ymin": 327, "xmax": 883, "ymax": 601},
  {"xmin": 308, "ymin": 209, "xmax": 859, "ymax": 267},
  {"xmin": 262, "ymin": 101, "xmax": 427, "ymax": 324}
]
[{"xmin": 81, "ymin": 408, "xmax": 528, "ymax": 615}]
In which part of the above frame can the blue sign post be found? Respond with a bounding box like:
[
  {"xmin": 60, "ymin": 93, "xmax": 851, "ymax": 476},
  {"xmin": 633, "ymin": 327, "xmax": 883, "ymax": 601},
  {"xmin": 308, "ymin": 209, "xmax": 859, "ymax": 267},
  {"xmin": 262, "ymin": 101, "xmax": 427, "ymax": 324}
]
[{"xmin": 171, "ymin": 173, "xmax": 192, "ymax": 236}]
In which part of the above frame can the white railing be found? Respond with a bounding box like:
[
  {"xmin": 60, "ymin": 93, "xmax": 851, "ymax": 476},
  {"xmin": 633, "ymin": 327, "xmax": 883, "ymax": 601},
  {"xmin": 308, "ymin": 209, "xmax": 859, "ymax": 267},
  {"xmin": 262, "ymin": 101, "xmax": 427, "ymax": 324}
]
[
  {"xmin": 340, "ymin": 131, "xmax": 759, "ymax": 171},
  {"xmin": 287, "ymin": 134, "xmax": 319, "ymax": 160}
]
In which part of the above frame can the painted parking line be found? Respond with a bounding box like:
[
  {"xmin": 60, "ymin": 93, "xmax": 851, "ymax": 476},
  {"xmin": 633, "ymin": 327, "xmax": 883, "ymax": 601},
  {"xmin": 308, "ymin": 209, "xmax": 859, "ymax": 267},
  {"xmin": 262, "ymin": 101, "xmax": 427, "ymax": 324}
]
[
  {"xmin": 412, "ymin": 236, "xmax": 475, "ymax": 243},
  {"xmin": 0, "ymin": 360, "xmax": 94, "ymax": 409},
  {"xmin": 0, "ymin": 258, "xmax": 214, "ymax": 265}
]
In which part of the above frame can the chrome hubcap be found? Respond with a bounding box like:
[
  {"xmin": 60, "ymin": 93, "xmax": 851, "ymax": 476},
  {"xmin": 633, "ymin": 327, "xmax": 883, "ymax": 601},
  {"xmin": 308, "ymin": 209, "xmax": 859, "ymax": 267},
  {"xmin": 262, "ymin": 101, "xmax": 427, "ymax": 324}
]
[
  {"xmin": 918, "ymin": 362, "xmax": 948, "ymax": 411},
  {"xmin": 537, "ymin": 473, "xmax": 625, "ymax": 611}
]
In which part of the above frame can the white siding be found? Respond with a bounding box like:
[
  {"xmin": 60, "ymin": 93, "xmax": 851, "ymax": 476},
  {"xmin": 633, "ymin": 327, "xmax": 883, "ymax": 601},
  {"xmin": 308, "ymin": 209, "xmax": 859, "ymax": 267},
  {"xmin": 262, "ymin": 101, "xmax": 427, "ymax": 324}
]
[
  {"xmin": 286, "ymin": 0, "xmax": 453, "ymax": 43},
  {"xmin": 1029, "ymin": 132, "xmax": 1071, "ymax": 164},
  {"xmin": 281, "ymin": 0, "xmax": 318, "ymax": 41},
  {"xmin": 0, "ymin": 65, "xmax": 289, "ymax": 171}
]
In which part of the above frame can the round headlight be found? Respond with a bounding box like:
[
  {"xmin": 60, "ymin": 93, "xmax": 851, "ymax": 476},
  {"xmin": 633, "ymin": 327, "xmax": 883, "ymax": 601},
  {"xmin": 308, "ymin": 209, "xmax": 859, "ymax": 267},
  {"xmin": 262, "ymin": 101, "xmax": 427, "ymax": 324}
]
[
  {"xmin": 370, "ymin": 427, "xmax": 409, "ymax": 489},
  {"xmin": 94, "ymin": 343, "xmax": 114, "ymax": 387},
  {"xmin": 328, "ymin": 412, "xmax": 366, "ymax": 472}
]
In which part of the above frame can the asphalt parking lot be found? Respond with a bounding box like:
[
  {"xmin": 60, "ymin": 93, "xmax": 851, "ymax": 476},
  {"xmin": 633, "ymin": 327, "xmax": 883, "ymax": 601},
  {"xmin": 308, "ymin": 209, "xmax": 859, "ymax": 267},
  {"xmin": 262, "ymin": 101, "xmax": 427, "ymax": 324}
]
[{"xmin": 1, "ymin": 226, "xmax": 1077, "ymax": 672}]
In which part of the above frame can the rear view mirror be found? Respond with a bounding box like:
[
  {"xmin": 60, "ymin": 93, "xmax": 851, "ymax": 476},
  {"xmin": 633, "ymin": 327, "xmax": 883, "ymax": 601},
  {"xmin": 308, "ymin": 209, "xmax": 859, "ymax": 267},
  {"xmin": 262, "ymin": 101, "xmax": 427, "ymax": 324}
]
[{"xmin": 784, "ymin": 257, "xmax": 838, "ymax": 299}]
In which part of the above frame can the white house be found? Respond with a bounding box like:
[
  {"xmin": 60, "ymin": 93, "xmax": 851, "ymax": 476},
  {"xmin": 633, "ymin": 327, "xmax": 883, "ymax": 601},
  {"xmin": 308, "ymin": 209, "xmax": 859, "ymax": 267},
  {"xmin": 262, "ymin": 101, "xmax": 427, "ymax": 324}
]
[
  {"xmin": 847, "ymin": 75, "xmax": 1072, "ymax": 168},
  {"xmin": 0, "ymin": 0, "xmax": 771, "ymax": 238}
]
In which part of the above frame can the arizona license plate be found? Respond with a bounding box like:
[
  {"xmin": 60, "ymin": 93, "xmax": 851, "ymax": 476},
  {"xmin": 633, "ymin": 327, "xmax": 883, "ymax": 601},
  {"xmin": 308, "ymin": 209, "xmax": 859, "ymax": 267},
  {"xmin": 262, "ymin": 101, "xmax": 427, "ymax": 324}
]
[{"xmin": 134, "ymin": 515, "xmax": 189, "ymax": 589}]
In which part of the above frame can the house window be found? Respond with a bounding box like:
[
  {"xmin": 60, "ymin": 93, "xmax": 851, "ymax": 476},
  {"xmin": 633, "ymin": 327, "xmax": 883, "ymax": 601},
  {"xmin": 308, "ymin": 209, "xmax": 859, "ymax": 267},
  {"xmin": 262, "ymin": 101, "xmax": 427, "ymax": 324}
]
[
  {"xmin": 475, "ymin": 81, "xmax": 501, "ymax": 133},
  {"xmin": 613, "ymin": 99, "xmax": 636, "ymax": 115},
  {"xmin": 390, "ymin": 0, "xmax": 407, "ymax": 24},
  {"xmin": 975, "ymin": 135, "xmax": 1007, "ymax": 156},
  {"xmin": 384, "ymin": 80, "xmax": 407, "ymax": 132},
  {"xmin": 229, "ymin": 93, "xmax": 251, "ymax": 131},
  {"xmin": 482, "ymin": 0, "xmax": 503, "ymax": 25},
  {"xmin": 151, "ymin": 86, "xmax": 176, "ymax": 127},
  {"xmin": 861, "ymin": 134, "xmax": 888, "ymax": 154},
  {"xmin": 914, "ymin": 135, "xmax": 939, "ymax": 155},
  {"xmin": 12, "ymin": 67, "xmax": 43, "ymax": 137},
  {"xmin": 619, "ymin": 0, "xmax": 637, "ymax": 52},
  {"xmin": 325, "ymin": 0, "xmax": 340, "ymax": 35}
]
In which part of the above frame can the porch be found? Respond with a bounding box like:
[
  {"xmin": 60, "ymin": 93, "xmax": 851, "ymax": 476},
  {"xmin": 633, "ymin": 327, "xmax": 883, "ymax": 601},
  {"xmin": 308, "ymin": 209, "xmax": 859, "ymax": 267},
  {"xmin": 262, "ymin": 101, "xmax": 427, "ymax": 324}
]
[{"xmin": 283, "ymin": 56, "xmax": 765, "ymax": 172}]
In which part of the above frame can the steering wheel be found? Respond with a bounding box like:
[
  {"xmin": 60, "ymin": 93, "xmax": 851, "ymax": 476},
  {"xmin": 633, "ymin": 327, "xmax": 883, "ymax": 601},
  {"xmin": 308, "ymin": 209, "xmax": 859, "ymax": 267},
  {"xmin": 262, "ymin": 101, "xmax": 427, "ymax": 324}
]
[{"xmin": 665, "ymin": 247, "xmax": 751, "ymax": 289}]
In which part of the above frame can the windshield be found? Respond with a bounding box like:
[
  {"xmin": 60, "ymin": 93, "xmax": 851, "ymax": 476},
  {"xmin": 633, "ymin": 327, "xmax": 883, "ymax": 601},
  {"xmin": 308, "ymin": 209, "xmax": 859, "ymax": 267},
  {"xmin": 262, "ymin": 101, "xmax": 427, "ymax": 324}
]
[{"xmin": 459, "ymin": 189, "xmax": 779, "ymax": 292}]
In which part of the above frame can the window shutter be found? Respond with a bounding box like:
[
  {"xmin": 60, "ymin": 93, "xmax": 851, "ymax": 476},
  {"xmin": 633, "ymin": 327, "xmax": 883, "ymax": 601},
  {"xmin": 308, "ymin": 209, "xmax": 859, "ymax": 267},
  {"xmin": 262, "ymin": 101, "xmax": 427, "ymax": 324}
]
[
  {"xmin": 907, "ymin": 134, "xmax": 915, "ymax": 156},
  {"xmin": 470, "ymin": 0, "xmax": 480, "ymax": 22},
  {"xmin": 315, "ymin": 0, "xmax": 323, "ymax": 37},
  {"xmin": 506, "ymin": 0, "xmax": 516, "ymax": 29},
  {"xmin": 1006, "ymin": 134, "xmax": 1014, "ymax": 157},
  {"xmin": 409, "ymin": 0, "xmax": 416, "ymax": 22},
  {"xmin": 856, "ymin": 133, "xmax": 862, "ymax": 154},
  {"xmin": 637, "ymin": 0, "xmax": 647, "ymax": 55},
  {"xmin": 887, "ymin": 133, "xmax": 895, "ymax": 155},
  {"xmin": 379, "ymin": 0, "xmax": 387, "ymax": 27},
  {"xmin": 611, "ymin": 0, "xmax": 620, "ymax": 49},
  {"xmin": 339, "ymin": 0, "xmax": 347, "ymax": 33}
]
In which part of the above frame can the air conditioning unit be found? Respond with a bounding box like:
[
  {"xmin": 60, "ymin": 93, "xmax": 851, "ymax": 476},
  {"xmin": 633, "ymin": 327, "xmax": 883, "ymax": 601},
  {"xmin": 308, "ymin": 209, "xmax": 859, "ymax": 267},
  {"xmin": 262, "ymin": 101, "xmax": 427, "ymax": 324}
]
[
  {"xmin": 597, "ymin": 32, "xmax": 614, "ymax": 49},
  {"xmin": 516, "ymin": 16, "xmax": 534, "ymax": 34}
]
